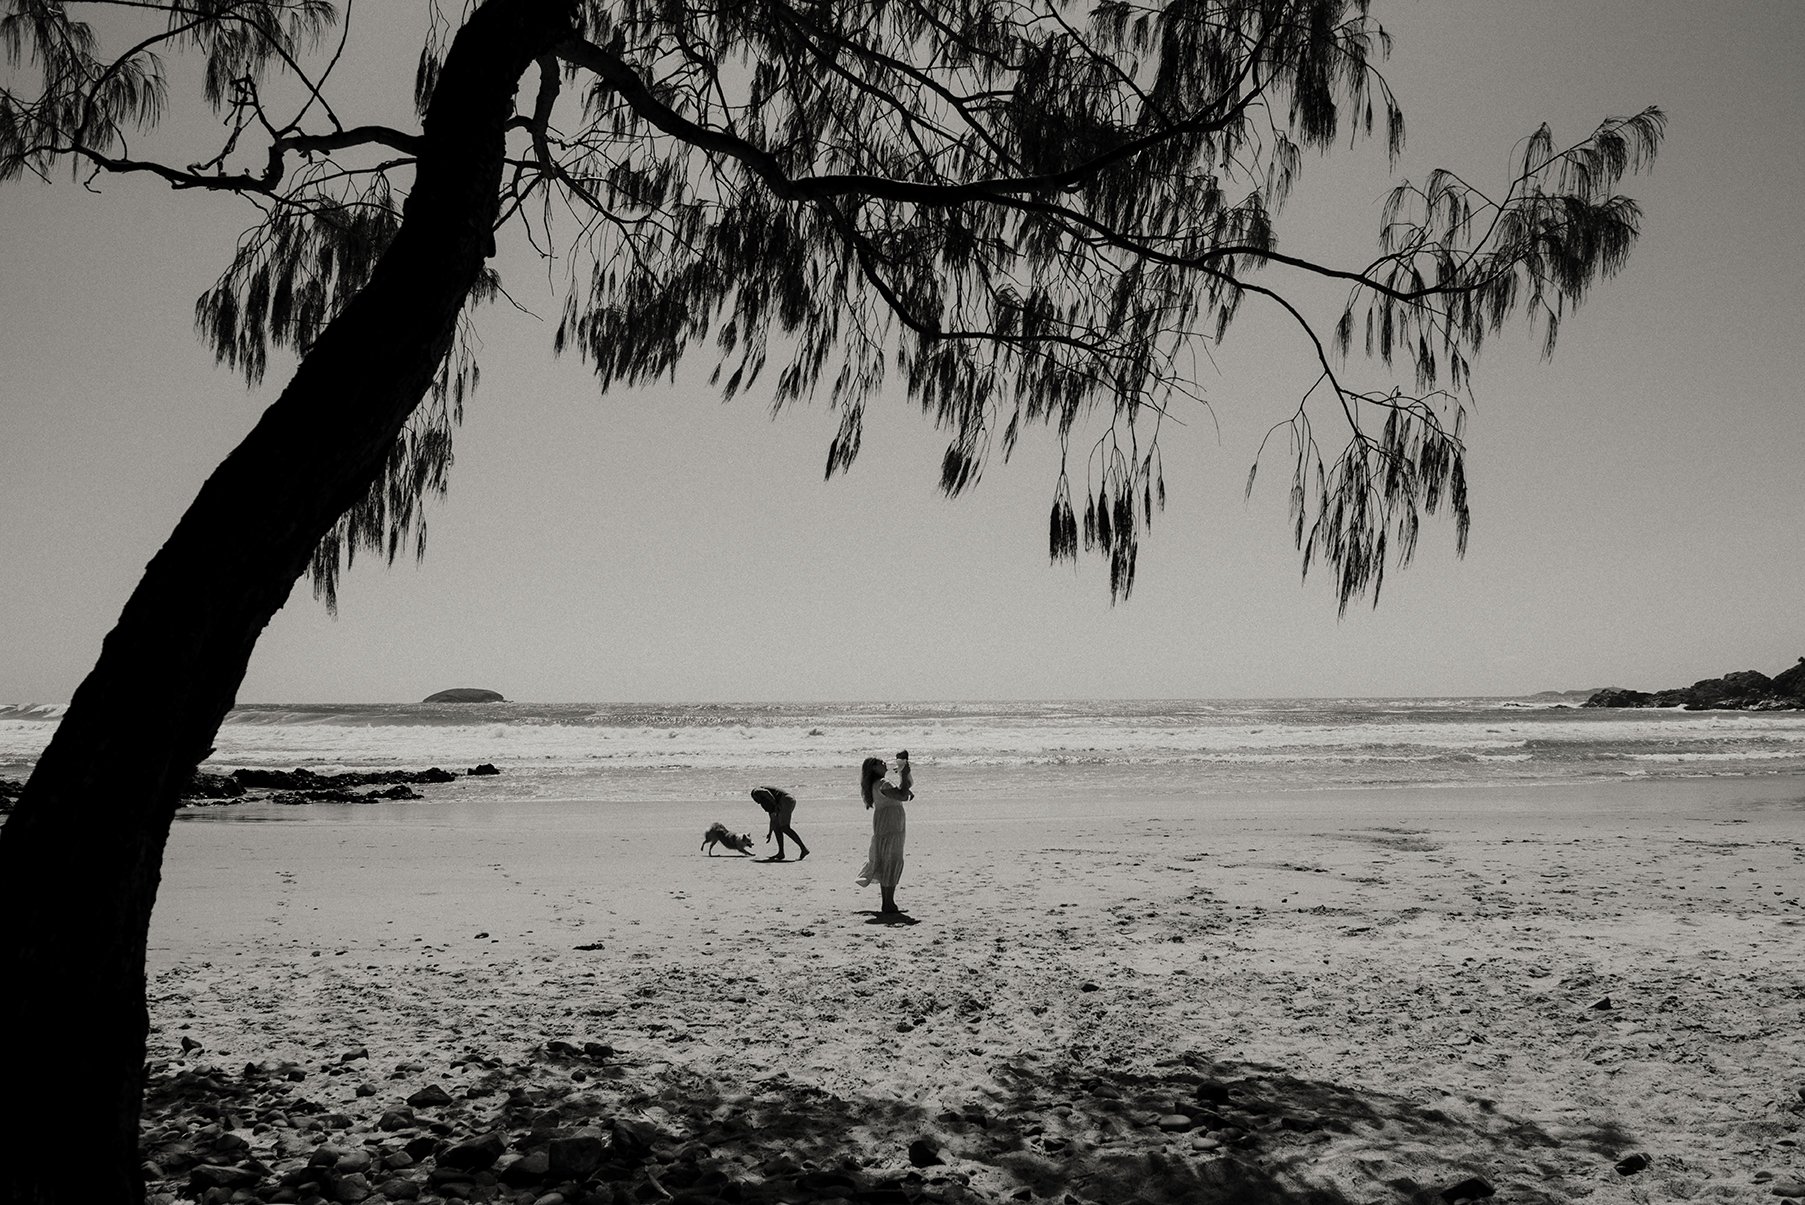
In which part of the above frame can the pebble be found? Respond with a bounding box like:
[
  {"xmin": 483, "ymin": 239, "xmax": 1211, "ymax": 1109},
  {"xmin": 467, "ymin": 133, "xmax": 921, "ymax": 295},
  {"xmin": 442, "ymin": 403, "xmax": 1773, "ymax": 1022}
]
[
  {"xmin": 332, "ymin": 1171, "xmax": 372, "ymax": 1202},
  {"xmin": 1156, "ymin": 1114, "xmax": 1194, "ymax": 1132},
  {"xmin": 907, "ymin": 1137, "xmax": 944, "ymax": 1168},
  {"xmin": 1439, "ymin": 1175, "xmax": 1496, "ymax": 1201},
  {"xmin": 440, "ymin": 1132, "xmax": 507, "ymax": 1170}
]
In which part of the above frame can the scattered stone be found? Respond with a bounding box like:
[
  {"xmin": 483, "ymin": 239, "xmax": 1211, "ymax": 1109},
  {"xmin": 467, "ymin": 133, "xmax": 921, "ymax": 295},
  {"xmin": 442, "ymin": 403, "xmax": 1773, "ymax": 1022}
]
[
  {"xmin": 1590, "ymin": 996, "xmax": 1614, "ymax": 1011},
  {"xmin": 468, "ymin": 763, "xmax": 501, "ymax": 776},
  {"xmin": 1079, "ymin": 982, "xmax": 1101, "ymax": 992},
  {"xmin": 1195, "ymin": 1081, "xmax": 1233, "ymax": 1106},
  {"xmin": 406, "ymin": 1085, "xmax": 456, "ymax": 1108},
  {"xmin": 403, "ymin": 1137, "xmax": 441, "ymax": 1162},
  {"xmin": 548, "ymin": 1133, "xmax": 608, "ymax": 1178},
  {"xmin": 907, "ymin": 1137, "xmax": 944, "ymax": 1168},
  {"xmin": 438, "ymin": 1132, "xmax": 506, "ymax": 1170},
  {"xmin": 609, "ymin": 1119, "xmax": 659, "ymax": 1161},
  {"xmin": 1614, "ymin": 1152, "xmax": 1650, "ymax": 1175},
  {"xmin": 1440, "ymin": 1176, "xmax": 1496, "ymax": 1202},
  {"xmin": 499, "ymin": 1149, "xmax": 552, "ymax": 1186},
  {"xmin": 797, "ymin": 1170, "xmax": 861, "ymax": 1193},
  {"xmin": 1768, "ymin": 1179, "xmax": 1805, "ymax": 1198},
  {"xmin": 1156, "ymin": 1114, "xmax": 1194, "ymax": 1132},
  {"xmin": 427, "ymin": 1163, "xmax": 475, "ymax": 1187},
  {"xmin": 188, "ymin": 1164, "xmax": 259, "ymax": 1192},
  {"xmin": 332, "ymin": 1171, "xmax": 372, "ymax": 1202}
]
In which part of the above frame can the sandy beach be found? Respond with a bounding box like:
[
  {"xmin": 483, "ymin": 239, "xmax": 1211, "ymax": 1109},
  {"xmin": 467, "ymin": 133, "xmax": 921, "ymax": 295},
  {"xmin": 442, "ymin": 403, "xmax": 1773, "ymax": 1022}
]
[{"xmin": 140, "ymin": 776, "xmax": 1805, "ymax": 1205}]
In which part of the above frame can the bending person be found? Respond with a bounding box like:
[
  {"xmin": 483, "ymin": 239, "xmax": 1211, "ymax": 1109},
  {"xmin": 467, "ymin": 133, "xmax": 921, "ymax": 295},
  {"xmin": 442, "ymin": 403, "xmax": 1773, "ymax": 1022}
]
[
  {"xmin": 750, "ymin": 786, "xmax": 809, "ymax": 861},
  {"xmin": 856, "ymin": 751, "xmax": 913, "ymax": 914}
]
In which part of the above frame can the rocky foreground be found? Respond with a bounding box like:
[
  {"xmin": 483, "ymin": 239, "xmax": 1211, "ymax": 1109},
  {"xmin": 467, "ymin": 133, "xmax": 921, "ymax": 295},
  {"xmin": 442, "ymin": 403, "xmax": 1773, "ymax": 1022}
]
[
  {"xmin": 1584, "ymin": 657, "xmax": 1805, "ymax": 711},
  {"xmin": 144, "ymin": 1042, "xmax": 1455, "ymax": 1205}
]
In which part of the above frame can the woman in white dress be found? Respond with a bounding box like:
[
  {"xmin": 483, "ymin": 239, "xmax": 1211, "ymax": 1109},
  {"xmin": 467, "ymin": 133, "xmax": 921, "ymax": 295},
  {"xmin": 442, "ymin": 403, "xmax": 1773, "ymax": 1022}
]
[{"xmin": 856, "ymin": 751, "xmax": 912, "ymax": 914}]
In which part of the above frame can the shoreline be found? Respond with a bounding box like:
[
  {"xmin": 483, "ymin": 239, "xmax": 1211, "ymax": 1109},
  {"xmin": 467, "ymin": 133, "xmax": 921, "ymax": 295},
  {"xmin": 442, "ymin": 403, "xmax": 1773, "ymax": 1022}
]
[{"xmin": 137, "ymin": 774, "xmax": 1805, "ymax": 1204}]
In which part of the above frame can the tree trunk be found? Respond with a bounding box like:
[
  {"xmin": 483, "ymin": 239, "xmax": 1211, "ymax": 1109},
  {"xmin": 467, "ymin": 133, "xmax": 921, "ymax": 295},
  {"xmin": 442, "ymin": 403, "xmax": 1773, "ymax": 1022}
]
[{"xmin": 0, "ymin": 3, "xmax": 573, "ymax": 1201}]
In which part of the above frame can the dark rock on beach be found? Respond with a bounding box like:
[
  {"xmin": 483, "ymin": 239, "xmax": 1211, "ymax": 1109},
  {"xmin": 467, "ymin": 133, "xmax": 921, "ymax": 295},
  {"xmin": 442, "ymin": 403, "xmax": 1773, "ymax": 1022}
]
[
  {"xmin": 159, "ymin": 765, "xmax": 501, "ymax": 810},
  {"xmin": 232, "ymin": 767, "xmax": 459, "ymax": 790},
  {"xmin": 1583, "ymin": 656, "xmax": 1805, "ymax": 711},
  {"xmin": 422, "ymin": 687, "xmax": 506, "ymax": 703},
  {"xmin": 182, "ymin": 772, "xmax": 246, "ymax": 799}
]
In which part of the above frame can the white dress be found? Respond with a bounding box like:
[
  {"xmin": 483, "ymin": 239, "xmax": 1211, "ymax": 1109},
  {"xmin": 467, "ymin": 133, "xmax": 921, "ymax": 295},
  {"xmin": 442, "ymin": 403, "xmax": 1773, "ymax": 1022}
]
[{"xmin": 856, "ymin": 787, "xmax": 907, "ymax": 890}]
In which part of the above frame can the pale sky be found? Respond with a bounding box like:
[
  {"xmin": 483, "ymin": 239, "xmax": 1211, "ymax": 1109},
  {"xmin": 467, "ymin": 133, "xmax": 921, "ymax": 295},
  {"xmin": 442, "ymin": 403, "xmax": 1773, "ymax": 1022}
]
[{"xmin": 2, "ymin": 1, "xmax": 1802, "ymax": 704}]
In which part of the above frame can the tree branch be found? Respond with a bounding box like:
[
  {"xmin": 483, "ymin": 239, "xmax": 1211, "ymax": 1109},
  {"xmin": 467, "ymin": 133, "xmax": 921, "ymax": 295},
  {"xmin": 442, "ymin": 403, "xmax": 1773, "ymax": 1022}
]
[
  {"xmin": 62, "ymin": 123, "xmax": 423, "ymax": 192},
  {"xmin": 553, "ymin": 32, "xmax": 1261, "ymax": 208}
]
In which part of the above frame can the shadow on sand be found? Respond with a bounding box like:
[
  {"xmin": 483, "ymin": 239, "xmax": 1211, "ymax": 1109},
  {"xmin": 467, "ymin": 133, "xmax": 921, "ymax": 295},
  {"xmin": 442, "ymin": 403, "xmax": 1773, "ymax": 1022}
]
[
  {"xmin": 588, "ymin": 1052, "xmax": 1638, "ymax": 1205},
  {"xmin": 142, "ymin": 1037, "xmax": 1641, "ymax": 1205},
  {"xmin": 860, "ymin": 910, "xmax": 921, "ymax": 926}
]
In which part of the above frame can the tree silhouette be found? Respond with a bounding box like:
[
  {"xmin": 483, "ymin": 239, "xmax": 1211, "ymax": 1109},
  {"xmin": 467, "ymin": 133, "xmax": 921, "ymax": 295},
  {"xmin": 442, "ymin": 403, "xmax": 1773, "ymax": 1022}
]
[{"xmin": 0, "ymin": 1, "xmax": 1659, "ymax": 1199}]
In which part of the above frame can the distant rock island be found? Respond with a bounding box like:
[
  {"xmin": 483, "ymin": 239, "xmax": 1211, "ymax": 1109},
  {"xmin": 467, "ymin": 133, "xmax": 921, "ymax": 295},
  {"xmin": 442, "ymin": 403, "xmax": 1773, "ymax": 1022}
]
[
  {"xmin": 1584, "ymin": 658, "xmax": 1805, "ymax": 711},
  {"xmin": 421, "ymin": 688, "xmax": 506, "ymax": 704}
]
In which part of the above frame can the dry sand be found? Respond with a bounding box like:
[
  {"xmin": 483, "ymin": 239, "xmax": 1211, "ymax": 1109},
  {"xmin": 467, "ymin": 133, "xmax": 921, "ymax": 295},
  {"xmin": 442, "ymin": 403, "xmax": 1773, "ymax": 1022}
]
[{"xmin": 142, "ymin": 777, "xmax": 1805, "ymax": 1204}]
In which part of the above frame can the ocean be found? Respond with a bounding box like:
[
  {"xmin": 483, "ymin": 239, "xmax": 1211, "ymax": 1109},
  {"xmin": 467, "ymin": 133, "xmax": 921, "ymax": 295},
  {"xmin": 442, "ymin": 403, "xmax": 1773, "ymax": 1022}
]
[{"xmin": 6, "ymin": 698, "xmax": 1805, "ymax": 811}]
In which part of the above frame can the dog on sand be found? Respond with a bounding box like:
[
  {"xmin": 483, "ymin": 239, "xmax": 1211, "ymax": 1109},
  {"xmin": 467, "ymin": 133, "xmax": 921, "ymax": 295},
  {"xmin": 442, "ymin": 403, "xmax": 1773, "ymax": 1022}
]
[{"xmin": 700, "ymin": 822, "xmax": 755, "ymax": 856}]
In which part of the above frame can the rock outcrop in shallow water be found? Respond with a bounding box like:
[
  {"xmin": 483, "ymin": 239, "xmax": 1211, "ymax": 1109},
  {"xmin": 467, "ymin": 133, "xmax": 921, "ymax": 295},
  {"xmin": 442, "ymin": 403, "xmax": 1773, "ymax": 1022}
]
[
  {"xmin": 0, "ymin": 765, "xmax": 501, "ymax": 821},
  {"xmin": 1584, "ymin": 658, "xmax": 1805, "ymax": 710},
  {"xmin": 188, "ymin": 767, "xmax": 476, "ymax": 807}
]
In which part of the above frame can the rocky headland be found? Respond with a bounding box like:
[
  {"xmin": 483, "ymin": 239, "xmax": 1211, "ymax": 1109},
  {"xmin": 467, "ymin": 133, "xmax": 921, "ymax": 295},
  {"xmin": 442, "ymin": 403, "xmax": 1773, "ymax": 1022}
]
[{"xmin": 1583, "ymin": 657, "xmax": 1805, "ymax": 710}]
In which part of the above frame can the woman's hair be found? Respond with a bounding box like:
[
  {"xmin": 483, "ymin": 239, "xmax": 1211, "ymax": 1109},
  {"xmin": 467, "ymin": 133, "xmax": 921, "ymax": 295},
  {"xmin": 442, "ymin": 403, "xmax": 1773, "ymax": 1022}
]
[{"xmin": 860, "ymin": 757, "xmax": 886, "ymax": 805}]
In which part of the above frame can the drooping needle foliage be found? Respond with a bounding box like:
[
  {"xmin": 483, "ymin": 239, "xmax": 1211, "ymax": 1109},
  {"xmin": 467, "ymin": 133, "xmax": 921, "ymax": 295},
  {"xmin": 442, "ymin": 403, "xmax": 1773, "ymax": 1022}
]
[{"xmin": 1, "ymin": 0, "xmax": 1663, "ymax": 609}]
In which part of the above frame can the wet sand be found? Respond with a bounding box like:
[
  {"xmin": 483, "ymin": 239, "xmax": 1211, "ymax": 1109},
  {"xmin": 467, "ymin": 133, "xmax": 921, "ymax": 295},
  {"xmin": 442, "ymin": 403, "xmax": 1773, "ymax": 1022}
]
[{"xmin": 143, "ymin": 776, "xmax": 1805, "ymax": 1204}]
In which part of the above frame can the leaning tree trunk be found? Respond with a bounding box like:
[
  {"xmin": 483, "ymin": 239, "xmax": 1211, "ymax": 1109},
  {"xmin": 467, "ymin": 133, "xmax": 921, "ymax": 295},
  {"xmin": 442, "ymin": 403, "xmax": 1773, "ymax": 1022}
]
[{"xmin": 0, "ymin": 3, "xmax": 573, "ymax": 1200}]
